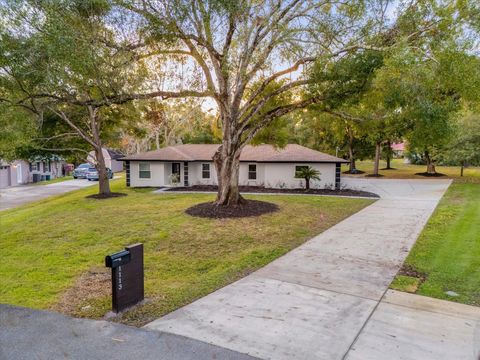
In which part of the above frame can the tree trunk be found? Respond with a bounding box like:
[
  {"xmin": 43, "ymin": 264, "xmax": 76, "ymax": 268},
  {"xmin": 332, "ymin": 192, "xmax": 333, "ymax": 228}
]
[
  {"xmin": 95, "ymin": 146, "xmax": 111, "ymax": 195},
  {"xmin": 373, "ymin": 142, "xmax": 381, "ymax": 176},
  {"xmin": 347, "ymin": 128, "xmax": 356, "ymax": 173},
  {"xmin": 155, "ymin": 132, "xmax": 160, "ymax": 150},
  {"xmin": 305, "ymin": 177, "xmax": 310, "ymax": 190},
  {"xmin": 89, "ymin": 107, "xmax": 110, "ymax": 195},
  {"xmin": 424, "ymin": 151, "xmax": 436, "ymax": 175},
  {"xmin": 213, "ymin": 143, "xmax": 244, "ymax": 206},
  {"xmin": 460, "ymin": 161, "xmax": 465, "ymax": 177},
  {"xmin": 385, "ymin": 140, "xmax": 392, "ymax": 169}
]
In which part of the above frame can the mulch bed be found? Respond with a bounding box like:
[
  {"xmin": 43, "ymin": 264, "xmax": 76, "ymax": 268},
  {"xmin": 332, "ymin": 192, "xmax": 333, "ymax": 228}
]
[
  {"xmin": 167, "ymin": 185, "xmax": 379, "ymax": 198},
  {"xmin": 86, "ymin": 192, "xmax": 128, "ymax": 199},
  {"xmin": 186, "ymin": 199, "xmax": 279, "ymax": 219},
  {"xmin": 415, "ymin": 172, "xmax": 446, "ymax": 177},
  {"xmin": 365, "ymin": 174, "xmax": 385, "ymax": 178}
]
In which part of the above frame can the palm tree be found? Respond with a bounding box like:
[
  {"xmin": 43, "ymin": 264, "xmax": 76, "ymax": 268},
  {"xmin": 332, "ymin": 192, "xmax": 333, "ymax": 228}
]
[{"xmin": 295, "ymin": 166, "xmax": 321, "ymax": 190}]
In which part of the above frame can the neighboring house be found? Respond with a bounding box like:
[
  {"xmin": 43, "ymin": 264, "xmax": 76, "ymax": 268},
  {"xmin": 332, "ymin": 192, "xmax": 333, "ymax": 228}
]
[
  {"xmin": 120, "ymin": 144, "xmax": 348, "ymax": 190},
  {"xmin": 391, "ymin": 142, "xmax": 406, "ymax": 157},
  {"xmin": 0, "ymin": 157, "xmax": 66, "ymax": 188},
  {"xmin": 87, "ymin": 148, "xmax": 124, "ymax": 173},
  {"xmin": 0, "ymin": 160, "xmax": 26, "ymax": 188}
]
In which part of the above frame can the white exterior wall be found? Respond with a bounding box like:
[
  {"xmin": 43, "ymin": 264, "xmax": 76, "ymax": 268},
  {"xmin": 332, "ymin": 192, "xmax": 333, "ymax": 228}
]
[
  {"xmin": 263, "ymin": 163, "xmax": 336, "ymax": 189},
  {"xmin": 187, "ymin": 162, "xmax": 265, "ymax": 186},
  {"xmin": 129, "ymin": 161, "xmax": 185, "ymax": 187},
  {"xmin": 130, "ymin": 161, "xmax": 166, "ymax": 187},
  {"xmin": 238, "ymin": 163, "xmax": 265, "ymax": 186},
  {"xmin": 189, "ymin": 162, "xmax": 217, "ymax": 186},
  {"xmin": 128, "ymin": 161, "xmax": 338, "ymax": 189}
]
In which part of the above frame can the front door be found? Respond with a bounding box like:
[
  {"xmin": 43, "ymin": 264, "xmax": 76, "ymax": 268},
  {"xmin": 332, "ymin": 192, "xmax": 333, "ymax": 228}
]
[{"xmin": 171, "ymin": 163, "xmax": 181, "ymax": 184}]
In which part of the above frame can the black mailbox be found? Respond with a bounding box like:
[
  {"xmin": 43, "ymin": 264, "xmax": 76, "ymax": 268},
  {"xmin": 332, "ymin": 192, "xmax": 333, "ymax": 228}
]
[
  {"xmin": 105, "ymin": 243, "xmax": 144, "ymax": 313},
  {"xmin": 105, "ymin": 250, "xmax": 131, "ymax": 268}
]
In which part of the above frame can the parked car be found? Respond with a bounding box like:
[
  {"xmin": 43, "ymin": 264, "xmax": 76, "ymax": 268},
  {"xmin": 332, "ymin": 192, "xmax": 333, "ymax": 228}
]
[
  {"xmin": 73, "ymin": 163, "xmax": 92, "ymax": 179},
  {"xmin": 86, "ymin": 167, "xmax": 113, "ymax": 181}
]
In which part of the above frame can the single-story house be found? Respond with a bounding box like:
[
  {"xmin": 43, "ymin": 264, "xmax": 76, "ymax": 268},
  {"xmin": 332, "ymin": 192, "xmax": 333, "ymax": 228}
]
[
  {"xmin": 120, "ymin": 144, "xmax": 348, "ymax": 189},
  {"xmin": 87, "ymin": 148, "xmax": 124, "ymax": 173},
  {"xmin": 0, "ymin": 157, "xmax": 66, "ymax": 188}
]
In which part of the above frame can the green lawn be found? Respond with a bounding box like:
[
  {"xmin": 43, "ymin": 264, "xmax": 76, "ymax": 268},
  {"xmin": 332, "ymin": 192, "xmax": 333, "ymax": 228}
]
[
  {"xmin": 342, "ymin": 159, "xmax": 480, "ymax": 183},
  {"xmin": 390, "ymin": 183, "xmax": 480, "ymax": 306},
  {"xmin": 0, "ymin": 179, "xmax": 373, "ymax": 326},
  {"xmin": 33, "ymin": 175, "xmax": 73, "ymax": 185}
]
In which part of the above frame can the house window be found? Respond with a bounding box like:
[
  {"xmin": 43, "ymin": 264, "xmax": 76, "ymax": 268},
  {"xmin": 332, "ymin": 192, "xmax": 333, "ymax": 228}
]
[
  {"xmin": 43, "ymin": 161, "xmax": 51, "ymax": 173},
  {"xmin": 36, "ymin": 162, "xmax": 41, "ymax": 172},
  {"xmin": 139, "ymin": 163, "xmax": 151, "ymax": 179},
  {"xmin": 248, "ymin": 164, "xmax": 257, "ymax": 180},
  {"xmin": 295, "ymin": 165, "xmax": 309, "ymax": 178},
  {"xmin": 202, "ymin": 163, "xmax": 210, "ymax": 179}
]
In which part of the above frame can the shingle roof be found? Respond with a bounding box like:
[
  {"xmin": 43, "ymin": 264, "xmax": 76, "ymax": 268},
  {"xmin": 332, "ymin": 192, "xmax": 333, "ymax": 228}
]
[
  {"xmin": 106, "ymin": 149, "xmax": 124, "ymax": 160},
  {"xmin": 120, "ymin": 144, "xmax": 347, "ymax": 163}
]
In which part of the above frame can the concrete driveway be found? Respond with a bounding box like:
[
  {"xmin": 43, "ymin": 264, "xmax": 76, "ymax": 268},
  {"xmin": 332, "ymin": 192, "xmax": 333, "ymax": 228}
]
[
  {"xmin": 146, "ymin": 178, "xmax": 480, "ymax": 359},
  {"xmin": 0, "ymin": 179, "xmax": 96, "ymax": 211}
]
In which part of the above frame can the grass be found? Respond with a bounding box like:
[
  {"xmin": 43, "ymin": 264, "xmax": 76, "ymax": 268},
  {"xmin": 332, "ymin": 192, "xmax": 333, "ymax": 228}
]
[
  {"xmin": 32, "ymin": 175, "xmax": 73, "ymax": 185},
  {"xmin": 342, "ymin": 159, "xmax": 480, "ymax": 183},
  {"xmin": 390, "ymin": 182, "xmax": 480, "ymax": 306},
  {"xmin": 0, "ymin": 178, "xmax": 373, "ymax": 326}
]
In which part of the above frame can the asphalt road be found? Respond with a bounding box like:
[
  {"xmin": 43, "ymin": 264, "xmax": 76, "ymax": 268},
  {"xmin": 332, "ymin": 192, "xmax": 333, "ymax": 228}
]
[{"xmin": 0, "ymin": 305, "xmax": 257, "ymax": 360}]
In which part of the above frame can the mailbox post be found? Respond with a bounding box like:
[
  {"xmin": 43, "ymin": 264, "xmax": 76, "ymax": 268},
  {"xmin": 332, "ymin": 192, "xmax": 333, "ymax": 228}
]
[{"xmin": 105, "ymin": 243, "xmax": 144, "ymax": 313}]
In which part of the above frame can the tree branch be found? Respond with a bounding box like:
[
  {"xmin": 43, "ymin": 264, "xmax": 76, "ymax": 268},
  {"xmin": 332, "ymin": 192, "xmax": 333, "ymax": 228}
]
[{"xmin": 47, "ymin": 106, "xmax": 96, "ymax": 147}]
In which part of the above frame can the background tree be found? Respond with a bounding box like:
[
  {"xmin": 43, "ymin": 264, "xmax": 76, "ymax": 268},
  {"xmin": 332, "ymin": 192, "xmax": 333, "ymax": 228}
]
[
  {"xmin": 0, "ymin": 1, "xmax": 142, "ymax": 195},
  {"xmin": 442, "ymin": 109, "xmax": 480, "ymax": 176},
  {"xmin": 120, "ymin": 99, "xmax": 219, "ymax": 153},
  {"xmin": 371, "ymin": 43, "xmax": 479, "ymax": 174}
]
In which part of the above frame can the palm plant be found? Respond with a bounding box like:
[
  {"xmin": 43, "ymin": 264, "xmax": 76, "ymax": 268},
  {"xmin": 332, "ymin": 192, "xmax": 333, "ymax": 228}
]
[{"xmin": 296, "ymin": 166, "xmax": 321, "ymax": 190}]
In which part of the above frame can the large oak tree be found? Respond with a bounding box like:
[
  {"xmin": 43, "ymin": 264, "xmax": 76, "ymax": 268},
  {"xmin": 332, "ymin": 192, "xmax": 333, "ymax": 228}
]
[{"xmin": 111, "ymin": 0, "xmax": 458, "ymax": 205}]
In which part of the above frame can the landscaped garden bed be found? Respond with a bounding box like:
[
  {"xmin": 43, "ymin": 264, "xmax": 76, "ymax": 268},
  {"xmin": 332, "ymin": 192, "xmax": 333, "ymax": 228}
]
[
  {"xmin": 166, "ymin": 185, "xmax": 379, "ymax": 198},
  {"xmin": 0, "ymin": 178, "xmax": 374, "ymax": 327},
  {"xmin": 186, "ymin": 199, "xmax": 280, "ymax": 218}
]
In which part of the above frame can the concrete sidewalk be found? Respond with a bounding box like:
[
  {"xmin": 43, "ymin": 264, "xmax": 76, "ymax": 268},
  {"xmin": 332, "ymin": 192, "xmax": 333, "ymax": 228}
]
[
  {"xmin": 347, "ymin": 290, "xmax": 480, "ymax": 360},
  {"xmin": 145, "ymin": 179, "xmax": 480, "ymax": 359},
  {"xmin": 0, "ymin": 304, "xmax": 258, "ymax": 360},
  {"xmin": 0, "ymin": 179, "xmax": 96, "ymax": 211}
]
